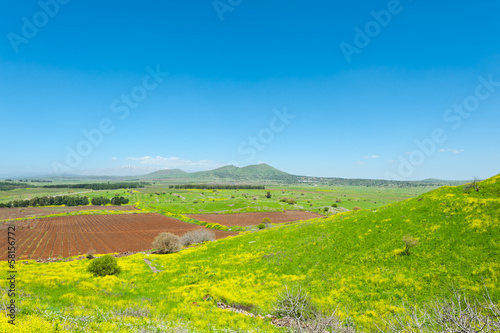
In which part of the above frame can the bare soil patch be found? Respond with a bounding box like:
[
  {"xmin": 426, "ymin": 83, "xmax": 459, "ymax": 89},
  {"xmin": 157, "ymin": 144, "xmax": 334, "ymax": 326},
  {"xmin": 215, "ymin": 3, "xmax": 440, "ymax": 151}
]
[
  {"xmin": 0, "ymin": 213, "xmax": 235, "ymax": 260},
  {"xmin": 0, "ymin": 205, "xmax": 138, "ymax": 221}
]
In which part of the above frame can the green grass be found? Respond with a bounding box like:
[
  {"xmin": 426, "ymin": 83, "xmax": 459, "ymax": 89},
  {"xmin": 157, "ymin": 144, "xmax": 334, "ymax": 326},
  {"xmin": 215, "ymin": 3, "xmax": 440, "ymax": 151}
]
[
  {"xmin": 0, "ymin": 183, "xmax": 434, "ymax": 215},
  {"xmin": 1, "ymin": 176, "xmax": 499, "ymax": 331},
  {"xmin": 132, "ymin": 185, "xmax": 436, "ymax": 215}
]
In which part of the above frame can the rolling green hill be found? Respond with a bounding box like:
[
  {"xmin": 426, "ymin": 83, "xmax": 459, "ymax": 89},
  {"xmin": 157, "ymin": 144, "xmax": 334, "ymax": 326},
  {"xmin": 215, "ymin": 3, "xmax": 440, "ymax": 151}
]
[
  {"xmin": 1, "ymin": 174, "xmax": 499, "ymax": 332},
  {"xmin": 140, "ymin": 163, "xmax": 297, "ymax": 183},
  {"xmin": 189, "ymin": 163, "xmax": 295, "ymax": 182},
  {"xmin": 141, "ymin": 168, "xmax": 189, "ymax": 179}
]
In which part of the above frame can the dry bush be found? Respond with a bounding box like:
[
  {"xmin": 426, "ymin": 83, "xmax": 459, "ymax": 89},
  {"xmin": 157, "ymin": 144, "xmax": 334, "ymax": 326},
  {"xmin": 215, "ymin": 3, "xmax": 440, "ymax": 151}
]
[
  {"xmin": 274, "ymin": 285, "xmax": 317, "ymax": 323},
  {"xmin": 180, "ymin": 229, "xmax": 216, "ymax": 247},
  {"xmin": 274, "ymin": 285, "xmax": 355, "ymax": 333},
  {"xmin": 262, "ymin": 217, "xmax": 272, "ymax": 228},
  {"xmin": 280, "ymin": 197, "xmax": 296, "ymax": 205},
  {"xmin": 86, "ymin": 248, "xmax": 95, "ymax": 259},
  {"xmin": 352, "ymin": 206, "xmax": 362, "ymax": 211},
  {"xmin": 463, "ymin": 177, "xmax": 481, "ymax": 193},
  {"xmin": 380, "ymin": 287, "xmax": 500, "ymax": 333},
  {"xmin": 152, "ymin": 232, "xmax": 182, "ymax": 254},
  {"xmin": 401, "ymin": 235, "xmax": 419, "ymax": 255}
]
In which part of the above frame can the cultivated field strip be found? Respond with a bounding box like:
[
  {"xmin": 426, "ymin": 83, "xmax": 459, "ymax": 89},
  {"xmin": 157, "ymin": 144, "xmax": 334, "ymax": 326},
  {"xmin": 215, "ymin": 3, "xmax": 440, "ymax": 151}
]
[
  {"xmin": 188, "ymin": 210, "xmax": 325, "ymax": 227},
  {"xmin": 0, "ymin": 213, "xmax": 236, "ymax": 260}
]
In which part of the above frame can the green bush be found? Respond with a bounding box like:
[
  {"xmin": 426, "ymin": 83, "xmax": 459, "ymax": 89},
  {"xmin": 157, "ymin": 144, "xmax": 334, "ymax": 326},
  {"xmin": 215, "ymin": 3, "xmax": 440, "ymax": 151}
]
[
  {"xmin": 87, "ymin": 255, "xmax": 121, "ymax": 277},
  {"xmin": 331, "ymin": 203, "xmax": 338, "ymax": 208},
  {"xmin": 205, "ymin": 222, "xmax": 229, "ymax": 231},
  {"xmin": 258, "ymin": 223, "xmax": 266, "ymax": 229}
]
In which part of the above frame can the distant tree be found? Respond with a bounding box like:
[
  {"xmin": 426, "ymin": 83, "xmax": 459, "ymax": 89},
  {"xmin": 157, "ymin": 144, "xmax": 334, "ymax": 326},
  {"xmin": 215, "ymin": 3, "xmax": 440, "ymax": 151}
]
[
  {"xmin": 463, "ymin": 177, "xmax": 481, "ymax": 193},
  {"xmin": 92, "ymin": 197, "xmax": 102, "ymax": 206},
  {"xmin": 111, "ymin": 196, "xmax": 128, "ymax": 205},
  {"xmin": 265, "ymin": 191, "xmax": 272, "ymax": 198}
]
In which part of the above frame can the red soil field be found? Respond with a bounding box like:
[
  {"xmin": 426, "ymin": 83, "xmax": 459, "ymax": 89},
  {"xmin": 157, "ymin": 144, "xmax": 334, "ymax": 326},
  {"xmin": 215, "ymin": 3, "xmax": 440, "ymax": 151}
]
[
  {"xmin": 187, "ymin": 210, "xmax": 324, "ymax": 227},
  {"xmin": 0, "ymin": 213, "xmax": 236, "ymax": 260},
  {"xmin": 0, "ymin": 205, "xmax": 138, "ymax": 221}
]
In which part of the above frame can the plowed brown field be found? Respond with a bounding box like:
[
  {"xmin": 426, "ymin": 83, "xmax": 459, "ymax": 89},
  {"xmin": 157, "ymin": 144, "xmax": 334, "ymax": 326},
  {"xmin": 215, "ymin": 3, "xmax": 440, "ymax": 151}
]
[
  {"xmin": 187, "ymin": 210, "xmax": 324, "ymax": 227},
  {"xmin": 0, "ymin": 213, "xmax": 236, "ymax": 260},
  {"xmin": 0, "ymin": 205, "xmax": 138, "ymax": 221}
]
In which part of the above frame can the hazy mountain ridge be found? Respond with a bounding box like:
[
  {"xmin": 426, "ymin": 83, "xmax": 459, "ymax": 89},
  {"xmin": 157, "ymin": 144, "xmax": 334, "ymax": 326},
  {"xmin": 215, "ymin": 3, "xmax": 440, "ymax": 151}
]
[{"xmin": 2, "ymin": 163, "xmax": 467, "ymax": 187}]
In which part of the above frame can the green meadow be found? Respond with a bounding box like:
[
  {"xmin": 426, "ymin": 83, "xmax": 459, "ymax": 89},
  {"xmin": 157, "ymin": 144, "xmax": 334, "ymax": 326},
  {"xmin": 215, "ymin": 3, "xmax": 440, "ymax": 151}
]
[
  {"xmin": 132, "ymin": 185, "xmax": 437, "ymax": 215},
  {"xmin": 1, "ymin": 175, "xmax": 498, "ymax": 332}
]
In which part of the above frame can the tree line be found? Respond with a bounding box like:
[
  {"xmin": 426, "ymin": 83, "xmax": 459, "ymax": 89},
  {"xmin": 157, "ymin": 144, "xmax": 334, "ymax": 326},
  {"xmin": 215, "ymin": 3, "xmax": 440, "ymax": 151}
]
[
  {"xmin": 42, "ymin": 182, "xmax": 149, "ymax": 190},
  {"xmin": 168, "ymin": 184, "xmax": 265, "ymax": 190},
  {"xmin": 91, "ymin": 196, "xmax": 129, "ymax": 206},
  {"xmin": 0, "ymin": 181, "xmax": 30, "ymax": 191},
  {"xmin": 0, "ymin": 195, "xmax": 89, "ymax": 208},
  {"xmin": 0, "ymin": 195, "xmax": 129, "ymax": 208},
  {"xmin": 299, "ymin": 177, "xmax": 466, "ymax": 188}
]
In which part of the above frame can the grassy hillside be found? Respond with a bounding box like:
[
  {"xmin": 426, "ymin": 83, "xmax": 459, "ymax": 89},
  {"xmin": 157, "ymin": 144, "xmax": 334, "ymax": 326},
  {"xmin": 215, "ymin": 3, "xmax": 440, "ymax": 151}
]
[{"xmin": 1, "ymin": 175, "xmax": 499, "ymax": 332}]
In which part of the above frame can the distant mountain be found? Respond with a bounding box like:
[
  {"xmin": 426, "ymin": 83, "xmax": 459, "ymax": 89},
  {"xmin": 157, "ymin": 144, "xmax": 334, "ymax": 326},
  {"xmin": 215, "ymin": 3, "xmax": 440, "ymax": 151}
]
[
  {"xmin": 140, "ymin": 163, "xmax": 296, "ymax": 183},
  {"xmin": 137, "ymin": 164, "xmax": 468, "ymax": 186},
  {"xmin": 2, "ymin": 163, "xmax": 468, "ymax": 187},
  {"xmin": 189, "ymin": 163, "xmax": 293, "ymax": 182},
  {"xmin": 141, "ymin": 169, "xmax": 189, "ymax": 179}
]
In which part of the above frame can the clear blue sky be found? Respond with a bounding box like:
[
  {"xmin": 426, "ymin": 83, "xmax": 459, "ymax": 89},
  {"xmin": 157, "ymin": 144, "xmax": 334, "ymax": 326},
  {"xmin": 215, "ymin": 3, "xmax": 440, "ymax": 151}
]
[{"xmin": 1, "ymin": 0, "xmax": 499, "ymax": 180}]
